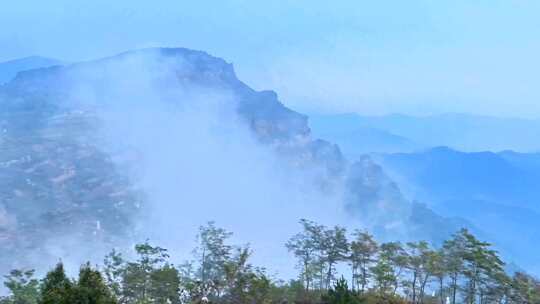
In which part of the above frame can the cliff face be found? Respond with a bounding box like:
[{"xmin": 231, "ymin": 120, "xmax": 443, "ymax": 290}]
[{"xmin": 4, "ymin": 48, "xmax": 310, "ymax": 141}]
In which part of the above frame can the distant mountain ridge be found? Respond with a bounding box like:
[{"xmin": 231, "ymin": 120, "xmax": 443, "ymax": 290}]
[
  {"xmin": 0, "ymin": 56, "xmax": 63, "ymax": 84},
  {"xmin": 309, "ymin": 114, "xmax": 422, "ymax": 157},
  {"xmin": 310, "ymin": 113, "xmax": 540, "ymax": 153},
  {"xmin": 376, "ymin": 147, "xmax": 540, "ymax": 211},
  {"xmin": 375, "ymin": 147, "xmax": 540, "ymax": 273}
]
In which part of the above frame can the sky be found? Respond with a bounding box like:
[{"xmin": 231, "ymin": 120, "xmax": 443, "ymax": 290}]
[{"xmin": 2, "ymin": 0, "xmax": 540, "ymax": 118}]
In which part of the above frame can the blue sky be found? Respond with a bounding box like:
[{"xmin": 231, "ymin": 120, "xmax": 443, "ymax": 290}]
[{"xmin": 2, "ymin": 0, "xmax": 540, "ymax": 118}]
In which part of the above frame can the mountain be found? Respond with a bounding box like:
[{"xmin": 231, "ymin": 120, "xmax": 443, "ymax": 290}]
[
  {"xmin": 311, "ymin": 113, "xmax": 540, "ymax": 153},
  {"xmin": 309, "ymin": 114, "xmax": 422, "ymax": 157},
  {"xmin": 376, "ymin": 147, "xmax": 540, "ymax": 211},
  {"xmin": 375, "ymin": 147, "xmax": 540, "ymax": 272},
  {"xmin": 0, "ymin": 56, "xmax": 63, "ymax": 84},
  {"xmin": 0, "ymin": 48, "xmax": 464, "ymax": 273}
]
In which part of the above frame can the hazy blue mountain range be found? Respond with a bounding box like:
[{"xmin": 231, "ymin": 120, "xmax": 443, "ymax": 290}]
[
  {"xmin": 0, "ymin": 56, "xmax": 63, "ymax": 84},
  {"xmin": 375, "ymin": 147, "xmax": 540, "ymax": 273},
  {"xmin": 0, "ymin": 48, "xmax": 469, "ymax": 273},
  {"xmin": 309, "ymin": 116, "xmax": 422, "ymax": 159},
  {"xmin": 310, "ymin": 113, "xmax": 540, "ymax": 155}
]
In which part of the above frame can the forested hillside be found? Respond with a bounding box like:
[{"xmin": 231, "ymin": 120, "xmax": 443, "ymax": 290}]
[{"xmin": 1, "ymin": 221, "xmax": 537, "ymax": 304}]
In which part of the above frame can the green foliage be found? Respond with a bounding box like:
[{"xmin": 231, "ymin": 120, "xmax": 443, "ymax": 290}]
[
  {"xmin": 349, "ymin": 230, "xmax": 378, "ymax": 293},
  {"xmin": 71, "ymin": 263, "xmax": 117, "ymax": 304},
  {"xmin": 4, "ymin": 221, "xmax": 540, "ymax": 304},
  {"xmin": 322, "ymin": 277, "xmax": 360, "ymax": 304},
  {"xmin": 103, "ymin": 249, "xmax": 124, "ymax": 300},
  {"xmin": 509, "ymin": 272, "xmax": 540, "ymax": 304},
  {"xmin": 38, "ymin": 263, "xmax": 73, "ymax": 304},
  {"xmin": 148, "ymin": 264, "xmax": 181, "ymax": 304},
  {"xmin": 370, "ymin": 256, "xmax": 396, "ymax": 296},
  {"xmin": 120, "ymin": 241, "xmax": 179, "ymax": 304},
  {"xmin": 321, "ymin": 226, "xmax": 350, "ymax": 289},
  {"xmin": 378, "ymin": 242, "xmax": 407, "ymax": 294},
  {"xmin": 286, "ymin": 219, "xmax": 321, "ymax": 292},
  {"xmin": 287, "ymin": 220, "xmax": 350, "ymax": 293},
  {"xmin": 1, "ymin": 269, "xmax": 40, "ymax": 304}
]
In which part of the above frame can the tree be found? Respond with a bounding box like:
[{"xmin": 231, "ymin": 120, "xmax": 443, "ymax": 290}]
[
  {"xmin": 482, "ymin": 270, "xmax": 511, "ymax": 304},
  {"xmin": 103, "ymin": 249, "xmax": 125, "ymax": 300},
  {"xmin": 371, "ymin": 256, "xmax": 396, "ymax": 296},
  {"xmin": 1, "ymin": 269, "xmax": 40, "ymax": 304},
  {"xmin": 322, "ymin": 277, "xmax": 360, "ymax": 304},
  {"xmin": 428, "ymin": 249, "xmax": 447, "ymax": 304},
  {"xmin": 349, "ymin": 230, "xmax": 378, "ymax": 293},
  {"xmin": 294, "ymin": 219, "xmax": 327, "ymax": 292},
  {"xmin": 121, "ymin": 241, "xmax": 173, "ymax": 303},
  {"xmin": 442, "ymin": 232, "xmax": 466, "ymax": 304},
  {"xmin": 148, "ymin": 264, "xmax": 181, "ymax": 304},
  {"xmin": 321, "ymin": 226, "xmax": 349, "ymax": 289},
  {"xmin": 194, "ymin": 221, "xmax": 233, "ymax": 298},
  {"xmin": 222, "ymin": 246, "xmax": 266, "ymax": 304},
  {"xmin": 459, "ymin": 229, "xmax": 505, "ymax": 304},
  {"xmin": 405, "ymin": 241, "xmax": 435, "ymax": 304},
  {"xmin": 39, "ymin": 263, "xmax": 73, "ymax": 304},
  {"xmin": 509, "ymin": 272, "xmax": 540, "ymax": 304},
  {"xmin": 244, "ymin": 270, "xmax": 273, "ymax": 304},
  {"xmin": 286, "ymin": 219, "xmax": 320, "ymax": 292},
  {"xmin": 379, "ymin": 242, "xmax": 408, "ymax": 295},
  {"xmin": 71, "ymin": 263, "xmax": 117, "ymax": 304},
  {"xmin": 177, "ymin": 261, "xmax": 203, "ymax": 303}
]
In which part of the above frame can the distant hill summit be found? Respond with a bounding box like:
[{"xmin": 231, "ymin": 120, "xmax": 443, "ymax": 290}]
[
  {"xmin": 310, "ymin": 114, "xmax": 422, "ymax": 157},
  {"xmin": 311, "ymin": 113, "xmax": 540, "ymax": 153},
  {"xmin": 0, "ymin": 56, "xmax": 63, "ymax": 84}
]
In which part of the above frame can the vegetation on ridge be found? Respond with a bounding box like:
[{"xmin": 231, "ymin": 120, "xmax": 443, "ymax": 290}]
[{"xmin": 1, "ymin": 220, "xmax": 539, "ymax": 304}]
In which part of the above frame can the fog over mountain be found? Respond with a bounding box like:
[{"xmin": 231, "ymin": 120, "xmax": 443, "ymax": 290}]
[{"xmin": 0, "ymin": 48, "xmax": 465, "ymax": 278}]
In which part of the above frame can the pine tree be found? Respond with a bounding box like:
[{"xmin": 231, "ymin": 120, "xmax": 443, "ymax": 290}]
[
  {"xmin": 321, "ymin": 226, "xmax": 349, "ymax": 289},
  {"xmin": 349, "ymin": 230, "xmax": 378, "ymax": 293},
  {"xmin": 71, "ymin": 263, "xmax": 117, "ymax": 304},
  {"xmin": 286, "ymin": 219, "xmax": 320, "ymax": 291},
  {"xmin": 39, "ymin": 263, "xmax": 73, "ymax": 304},
  {"xmin": 405, "ymin": 241, "xmax": 434, "ymax": 304},
  {"xmin": 322, "ymin": 277, "xmax": 360, "ymax": 304},
  {"xmin": 442, "ymin": 232, "xmax": 466, "ymax": 304},
  {"xmin": 459, "ymin": 229, "xmax": 505, "ymax": 304},
  {"xmin": 379, "ymin": 242, "xmax": 408, "ymax": 295},
  {"xmin": 370, "ymin": 256, "xmax": 396, "ymax": 296}
]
